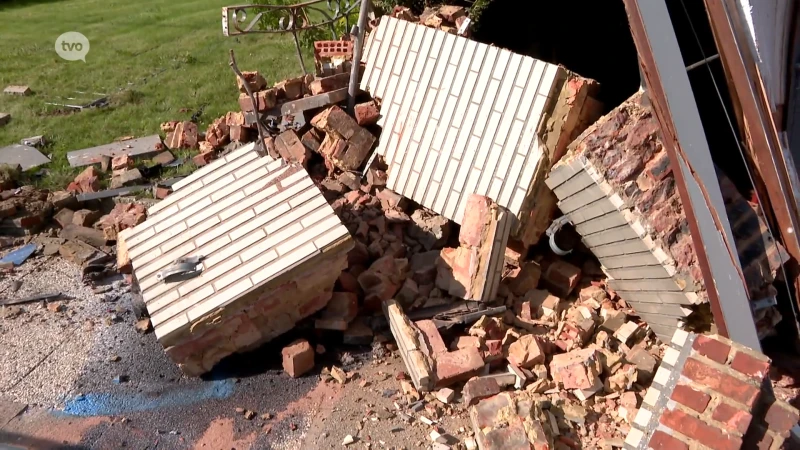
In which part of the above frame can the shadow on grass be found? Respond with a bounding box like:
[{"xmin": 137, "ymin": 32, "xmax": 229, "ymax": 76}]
[{"xmin": 0, "ymin": 0, "xmax": 68, "ymax": 11}]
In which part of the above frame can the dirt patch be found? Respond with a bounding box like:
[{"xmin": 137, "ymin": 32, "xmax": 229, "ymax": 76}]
[{"xmin": 193, "ymin": 417, "xmax": 257, "ymax": 450}]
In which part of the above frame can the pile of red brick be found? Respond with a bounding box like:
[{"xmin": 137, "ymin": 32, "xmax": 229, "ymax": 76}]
[{"xmin": 391, "ymin": 4, "xmax": 471, "ymax": 36}]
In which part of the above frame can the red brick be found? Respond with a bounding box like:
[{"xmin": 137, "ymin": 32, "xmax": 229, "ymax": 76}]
[
  {"xmin": 682, "ymin": 357, "xmax": 761, "ymax": 408},
  {"xmin": 309, "ymin": 73, "xmax": 350, "ymax": 95},
  {"xmin": 671, "ymin": 384, "xmax": 711, "ymax": 413},
  {"xmin": 764, "ymin": 400, "xmax": 800, "ymax": 437},
  {"xmin": 712, "ymin": 401, "xmax": 752, "ymax": 435},
  {"xmin": 111, "ymin": 154, "xmax": 134, "ymax": 170},
  {"xmin": 313, "ymin": 40, "xmax": 354, "ymax": 59},
  {"xmin": 205, "ymin": 118, "xmax": 230, "ymax": 148},
  {"xmin": 275, "ymin": 130, "xmax": 311, "ymax": 167},
  {"xmin": 354, "ymin": 101, "xmax": 380, "ymax": 126},
  {"xmin": 236, "ymin": 71, "xmax": 266, "ymax": 93},
  {"xmin": 692, "ymin": 335, "xmax": 731, "ymax": 364},
  {"xmin": 337, "ymin": 271, "xmax": 359, "ymax": 293},
  {"xmin": 73, "ymin": 166, "xmax": 101, "ymax": 193},
  {"xmin": 193, "ymin": 151, "xmax": 215, "ymax": 167},
  {"xmin": 541, "ymin": 260, "xmax": 581, "ymax": 297},
  {"xmin": 281, "ymin": 339, "xmax": 314, "ymax": 378},
  {"xmin": 508, "ymin": 335, "xmax": 545, "ymax": 369},
  {"xmin": 504, "ymin": 262, "xmax": 542, "ymax": 297},
  {"xmin": 415, "ymin": 319, "xmax": 447, "ymax": 355},
  {"xmin": 463, "ymin": 377, "xmax": 501, "ymax": 406},
  {"xmin": 484, "ymin": 339, "xmax": 503, "ymax": 364},
  {"xmin": 660, "ymin": 408, "xmax": 742, "ymax": 450},
  {"xmin": 154, "ymin": 187, "xmax": 172, "ymax": 200},
  {"xmin": 434, "ymin": 348, "xmax": 484, "ymax": 387},
  {"xmin": 549, "ymin": 348, "xmax": 600, "ymax": 390},
  {"xmin": 229, "ymin": 125, "xmax": 251, "ymax": 143},
  {"xmin": 730, "ymin": 351, "xmax": 770, "ymax": 380},
  {"xmin": 649, "ymin": 430, "xmax": 689, "ymax": 450}
]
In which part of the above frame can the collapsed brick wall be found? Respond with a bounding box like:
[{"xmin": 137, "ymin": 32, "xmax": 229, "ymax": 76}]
[
  {"xmin": 121, "ymin": 145, "xmax": 354, "ymax": 376},
  {"xmin": 164, "ymin": 243, "xmax": 350, "ymax": 375},
  {"xmin": 547, "ymin": 91, "xmax": 789, "ymax": 341},
  {"xmin": 361, "ymin": 16, "xmax": 602, "ymax": 252},
  {"xmin": 626, "ymin": 331, "xmax": 799, "ymax": 450},
  {"xmin": 546, "ymin": 92, "xmax": 702, "ymax": 340}
]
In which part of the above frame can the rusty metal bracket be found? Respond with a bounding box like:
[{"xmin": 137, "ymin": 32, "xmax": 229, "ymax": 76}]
[
  {"xmin": 229, "ymin": 49, "xmax": 269, "ymax": 155},
  {"xmin": 222, "ymin": 1, "xmax": 361, "ymax": 74}
]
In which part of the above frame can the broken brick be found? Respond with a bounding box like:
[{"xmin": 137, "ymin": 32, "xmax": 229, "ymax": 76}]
[
  {"xmin": 238, "ymin": 90, "xmax": 277, "ymax": 113},
  {"xmin": 541, "ymin": 260, "xmax": 581, "ymax": 297},
  {"xmin": 436, "ymin": 195, "xmax": 510, "ymax": 301},
  {"xmin": 463, "ymin": 377, "xmax": 502, "ymax": 406},
  {"xmin": 313, "ymin": 106, "xmax": 360, "ymax": 138},
  {"xmin": 504, "ymin": 262, "xmax": 542, "ymax": 297},
  {"xmin": 282, "ymin": 339, "xmax": 314, "ymax": 378},
  {"xmin": 507, "ymin": 335, "xmax": 545, "ymax": 368},
  {"xmin": 236, "ymin": 71, "xmax": 267, "ymax": 93},
  {"xmin": 165, "ymin": 121, "xmax": 198, "ymax": 149},
  {"xmin": 416, "ymin": 319, "xmax": 447, "ymax": 356},
  {"xmin": 550, "ymin": 348, "xmax": 601, "ymax": 390},
  {"xmin": 314, "ymin": 292, "xmax": 358, "ymax": 330},
  {"xmin": 54, "ymin": 208, "xmax": 75, "ymax": 229},
  {"xmin": 110, "ymin": 168, "xmax": 143, "ymax": 189},
  {"xmin": 69, "ymin": 166, "xmax": 101, "ymax": 194},
  {"xmin": 205, "ymin": 118, "xmax": 230, "ymax": 148},
  {"xmin": 275, "ymin": 130, "xmax": 312, "ymax": 167},
  {"xmin": 111, "ymin": 154, "xmax": 134, "ymax": 171},
  {"xmin": 229, "ymin": 125, "xmax": 251, "ymax": 143},
  {"xmin": 435, "ymin": 347, "xmax": 484, "ymax": 387},
  {"xmin": 274, "ymin": 76, "xmax": 305, "ymax": 100},
  {"xmin": 193, "ymin": 151, "xmax": 215, "ymax": 167},
  {"xmin": 309, "ymin": 73, "xmax": 350, "ymax": 95},
  {"xmin": 438, "ymin": 5, "xmax": 466, "ymax": 22},
  {"xmin": 301, "ymin": 128, "xmax": 323, "ymax": 153},
  {"xmin": 73, "ymin": 209, "xmax": 102, "ymax": 227},
  {"xmin": 355, "ymin": 100, "xmax": 381, "ymax": 126}
]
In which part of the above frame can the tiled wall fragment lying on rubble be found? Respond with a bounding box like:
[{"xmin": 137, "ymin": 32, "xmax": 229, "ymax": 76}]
[
  {"xmin": 626, "ymin": 331, "xmax": 799, "ymax": 450},
  {"xmin": 546, "ymin": 92, "xmax": 788, "ymax": 341},
  {"xmin": 361, "ymin": 16, "xmax": 600, "ymax": 249},
  {"xmin": 119, "ymin": 143, "xmax": 353, "ymax": 375},
  {"xmin": 546, "ymin": 93, "xmax": 703, "ymax": 341}
]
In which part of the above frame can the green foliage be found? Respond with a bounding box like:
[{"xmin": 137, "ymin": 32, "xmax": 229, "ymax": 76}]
[
  {"xmin": 0, "ymin": 0, "xmax": 303, "ymax": 191},
  {"xmin": 253, "ymin": 0, "xmax": 360, "ymax": 50},
  {"xmin": 467, "ymin": 0, "xmax": 496, "ymax": 30}
]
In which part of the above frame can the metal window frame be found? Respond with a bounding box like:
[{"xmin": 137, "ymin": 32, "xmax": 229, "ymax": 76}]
[{"xmin": 623, "ymin": 0, "xmax": 761, "ymax": 349}]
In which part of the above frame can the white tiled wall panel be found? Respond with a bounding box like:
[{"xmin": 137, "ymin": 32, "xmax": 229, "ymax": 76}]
[
  {"xmin": 122, "ymin": 144, "xmax": 350, "ymax": 342},
  {"xmin": 361, "ymin": 17, "xmax": 561, "ymax": 225}
]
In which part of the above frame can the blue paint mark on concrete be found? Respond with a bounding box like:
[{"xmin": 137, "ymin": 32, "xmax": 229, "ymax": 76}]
[{"xmin": 60, "ymin": 380, "xmax": 236, "ymax": 416}]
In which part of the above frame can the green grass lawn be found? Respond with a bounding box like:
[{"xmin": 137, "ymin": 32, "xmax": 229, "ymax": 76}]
[{"xmin": 0, "ymin": 0, "xmax": 314, "ymax": 189}]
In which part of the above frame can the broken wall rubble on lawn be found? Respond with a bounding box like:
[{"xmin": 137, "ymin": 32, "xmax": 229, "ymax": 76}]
[
  {"xmin": 120, "ymin": 143, "xmax": 353, "ymax": 375},
  {"xmin": 361, "ymin": 17, "xmax": 601, "ymax": 251}
]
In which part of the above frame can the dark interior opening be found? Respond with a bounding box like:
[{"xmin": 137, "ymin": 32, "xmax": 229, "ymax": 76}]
[
  {"xmin": 665, "ymin": 0, "xmax": 800, "ymax": 351},
  {"xmin": 472, "ymin": 0, "xmax": 641, "ymax": 112}
]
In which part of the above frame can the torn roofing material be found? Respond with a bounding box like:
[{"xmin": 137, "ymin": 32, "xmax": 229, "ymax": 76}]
[
  {"xmin": 360, "ymin": 16, "xmax": 562, "ymax": 226},
  {"xmin": 120, "ymin": 143, "xmax": 352, "ymax": 346}
]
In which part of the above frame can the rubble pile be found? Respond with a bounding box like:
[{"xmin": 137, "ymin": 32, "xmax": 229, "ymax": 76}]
[
  {"xmin": 0, "ymin": 8, "xmax": 797, "ymax": 450},
  {"xmin": 390, "ymin": 4, "xmax": 472, "ymax": 36}
]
